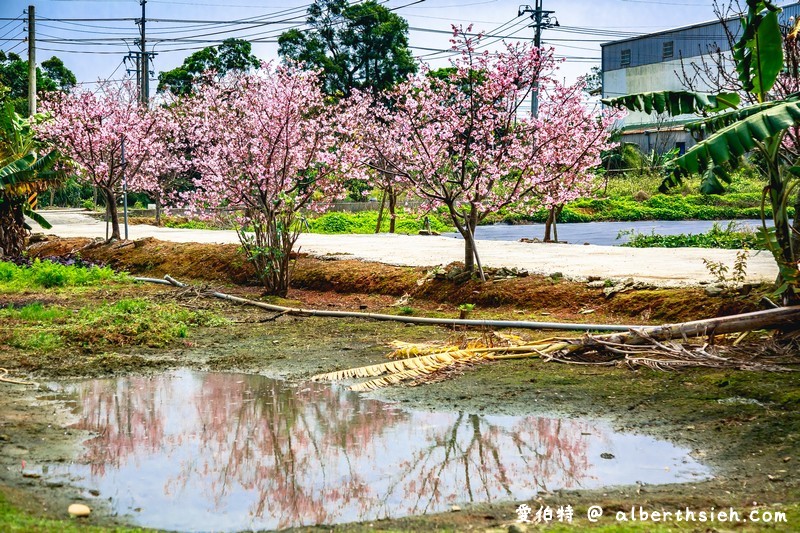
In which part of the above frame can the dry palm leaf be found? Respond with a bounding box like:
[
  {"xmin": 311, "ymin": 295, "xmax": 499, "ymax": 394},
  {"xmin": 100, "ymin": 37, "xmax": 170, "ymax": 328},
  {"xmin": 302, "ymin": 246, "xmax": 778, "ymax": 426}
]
[{"xmin": 311, "ymin": 307, "xmax": 800, "ymax": 392}]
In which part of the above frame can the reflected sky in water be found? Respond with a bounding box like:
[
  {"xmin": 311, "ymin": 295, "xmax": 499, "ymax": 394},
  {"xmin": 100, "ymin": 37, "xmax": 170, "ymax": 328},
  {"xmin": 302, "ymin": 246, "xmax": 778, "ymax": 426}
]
[{"xmin": 40, "ymin": 370, "xmax": 709, "ymax": 531}]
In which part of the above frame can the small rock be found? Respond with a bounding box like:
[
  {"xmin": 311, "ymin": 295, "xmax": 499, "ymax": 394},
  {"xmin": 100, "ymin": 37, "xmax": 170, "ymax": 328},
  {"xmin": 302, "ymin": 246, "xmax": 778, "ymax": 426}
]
[
  {"xmin": 587, "ymin": 280, "xmax": 605, "ymax": 289},
  {"xmin": 508, "ymin": 524, "xmax": 528, "ymax": 533},
  {"xmin": 600, "ymin": 452, "xmax": 615, "ymax": 460},
  {"xmin": 450, "ymin": 505, "xmax": 461, "ymax": 512},
  {"xmin": 783, "ymin": 456, "xmax": 792, "ymax": 462},
  {"xmin": 22, "ymin": 472, "xmax": 40, "ymax": 479},
  {"xmin": 587, "ymin": 275, "xmax": 601, "ymax": 282},
  {"xmin": 704, "ymin": 285, "xmax": 724, "ymax": 297},
  {"xmin": 68, "ymin": 503, "xmax": 91, "ymax": 517},
  {"xmin": 549, "ymin": 272, "xmax": 563, "ymax": 280},
  {"xmin": 0, "ymin": 434, "xmax": 9, "ymax": 442},
  {"xmin": 89, "ymin": 489, "xmax": 101, "ymax": 497}
]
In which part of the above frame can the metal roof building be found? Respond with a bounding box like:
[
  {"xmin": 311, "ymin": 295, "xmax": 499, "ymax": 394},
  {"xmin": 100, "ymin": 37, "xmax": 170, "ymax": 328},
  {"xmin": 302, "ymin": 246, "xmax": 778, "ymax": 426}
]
[{"xmin": 601, "ymin": 2, "xmax": 800, "ymax": 154}]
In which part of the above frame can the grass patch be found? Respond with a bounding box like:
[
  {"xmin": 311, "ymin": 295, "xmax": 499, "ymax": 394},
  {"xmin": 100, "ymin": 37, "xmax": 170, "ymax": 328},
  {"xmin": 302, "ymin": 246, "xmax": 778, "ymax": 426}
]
[
  {"xmin": 308, "ymin": 210, "xmax": 453, "ymax": 234},
  {"xmin": 490, "ymin": 172, "xmax": 788, "ymax": 224},
  {"xmin": 0, "ymin": 492, "xmax": 145, "ymax": 532},
  {"xmin": 1, "ymin": 298, "xmax": 230, "ymax": 358},
  {"xmin": 621, "ymin": 221, "xmax": 762, "ymax": 249},
  {"xmin": 0, "ymin": 260, "xmax": 127, "ymax": 291}
]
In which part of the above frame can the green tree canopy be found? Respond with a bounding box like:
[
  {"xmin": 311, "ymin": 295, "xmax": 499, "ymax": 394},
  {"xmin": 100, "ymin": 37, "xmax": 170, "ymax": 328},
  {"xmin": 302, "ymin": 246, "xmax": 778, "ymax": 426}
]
[
  {"xmin": 156, "ymin": 38, "xmax": 260, "ymax": 96},
  {"xmin": 0, "ymin": 51, "xmax": 76, "ymax": 115},
  {"xmin": 278, "ymin": 0, "xmax": 416, "ymax": 97}
]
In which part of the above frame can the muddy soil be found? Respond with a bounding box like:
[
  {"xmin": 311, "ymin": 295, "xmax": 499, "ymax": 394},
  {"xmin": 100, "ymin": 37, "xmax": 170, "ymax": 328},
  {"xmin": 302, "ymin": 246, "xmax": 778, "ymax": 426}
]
[{"xmin": 1, "ymin": 237, "xmax": 798, "ymax": 531}]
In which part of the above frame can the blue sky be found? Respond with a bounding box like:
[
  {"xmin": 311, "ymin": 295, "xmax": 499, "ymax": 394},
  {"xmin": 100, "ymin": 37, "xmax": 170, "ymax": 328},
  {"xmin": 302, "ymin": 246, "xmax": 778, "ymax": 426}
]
[{"xmin": 0, "ymin": 0, "xmax": 724, "ymax": 91}]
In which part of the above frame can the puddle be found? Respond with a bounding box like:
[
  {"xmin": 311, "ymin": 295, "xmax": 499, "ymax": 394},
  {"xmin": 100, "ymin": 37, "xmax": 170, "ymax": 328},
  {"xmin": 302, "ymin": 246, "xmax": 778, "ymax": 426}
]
[{"xmin": 37, "ymin": 370, "xmax": 709, "ymax": 531}]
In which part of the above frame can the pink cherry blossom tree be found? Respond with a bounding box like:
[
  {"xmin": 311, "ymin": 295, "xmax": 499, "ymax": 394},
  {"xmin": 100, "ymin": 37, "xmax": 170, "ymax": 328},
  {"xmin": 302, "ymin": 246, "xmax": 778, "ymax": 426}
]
[
  {"xmin": 351, "ymin": 28, "xmax": 619, "ymax": 279},
  {"xmin": 37, "ymin": 82, "xmax": 175, "ymax": 240},
  {"xmin": 176, "ymin": 63, "xmax": 359, "ymax": 296}
]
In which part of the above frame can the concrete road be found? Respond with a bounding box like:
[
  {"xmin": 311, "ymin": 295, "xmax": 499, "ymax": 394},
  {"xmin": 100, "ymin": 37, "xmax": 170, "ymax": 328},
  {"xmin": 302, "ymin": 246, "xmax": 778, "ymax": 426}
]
[{"xmin": 31, "ymin": 209, "xmax": 778, "ymax": 287}]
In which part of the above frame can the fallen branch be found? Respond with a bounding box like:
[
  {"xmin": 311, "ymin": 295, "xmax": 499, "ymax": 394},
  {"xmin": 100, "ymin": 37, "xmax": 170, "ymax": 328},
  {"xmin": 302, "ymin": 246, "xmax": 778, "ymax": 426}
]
[
  {"xmin": 133, "ymin": 275, "xmax": 638, "ymax": 332},
  {"xmin": 0, "ymin": 368, "xmax": 36, "ymax": 386}
]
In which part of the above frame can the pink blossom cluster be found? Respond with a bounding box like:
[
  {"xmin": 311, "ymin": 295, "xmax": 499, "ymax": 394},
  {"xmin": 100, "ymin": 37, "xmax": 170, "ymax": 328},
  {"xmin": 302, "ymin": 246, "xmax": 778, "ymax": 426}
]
[
  {"xmin": 38, "ymin": 81, "xmax": 179, "ymax": 196},
  {"xmin": 348, "ymin": 28, "xmax": 620, "ymax": 221},
  {"xmin": 174, "ymin": 62, "xmax": 363, "ymax": 220}
]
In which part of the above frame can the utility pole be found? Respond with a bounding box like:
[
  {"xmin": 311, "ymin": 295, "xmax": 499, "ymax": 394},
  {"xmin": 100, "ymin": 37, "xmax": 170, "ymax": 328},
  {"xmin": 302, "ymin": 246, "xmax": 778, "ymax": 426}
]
[
  {"xmin": 137, "ymin": 0, "xmax": 150, "ymax": 106},
  {"xmin": 27, "ymin": 5, "xmax": 35, "ymax": 116},
  {"xmin": 121, "ymin": 136, "xmax": 128, "ymax": 240},
  {"xmin": 518, "ymin": 2, "xmax": 558, "ymax": 117},
  {"xmin": 124, "ymin": 51, "xmax": 141, "ymax": 93}
]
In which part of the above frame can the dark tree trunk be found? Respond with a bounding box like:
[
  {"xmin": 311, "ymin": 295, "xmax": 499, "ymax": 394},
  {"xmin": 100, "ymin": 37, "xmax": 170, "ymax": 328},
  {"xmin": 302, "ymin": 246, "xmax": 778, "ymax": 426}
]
[
  {"xmin": 462, "ymin": 225, "xmax": 475, "ymax": 273},
  {"xmin": 375, "ymin": 190, "xmax": 386, "ymax": 233},
  {"xmin": 543, "ymin": 205, "xmax": 563, "ymax": 242},
  {"xmin": 388, "ymin": 188, "xmax": 397, "ymax": 234},
  {"xmin": 155, "ymin": 191, "xmax": 162, "ymax": 227},
  {"xmin": 792, "ymin": 191, "xmax": 800, "ymax": 265},
  {"xmin": 103, "ymin": 187, "xmax": 121, "ymax": 240},
  {"xmin": 0, "ymin": 198, "xmax": 27, "ymax": 259}
]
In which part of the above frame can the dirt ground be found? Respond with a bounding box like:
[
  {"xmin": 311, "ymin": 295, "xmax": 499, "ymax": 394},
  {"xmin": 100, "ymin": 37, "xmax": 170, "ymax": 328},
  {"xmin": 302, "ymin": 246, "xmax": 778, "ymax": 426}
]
[{"xmin": 0, "ymin": 237, "xmax": 798, "ymax": 532}]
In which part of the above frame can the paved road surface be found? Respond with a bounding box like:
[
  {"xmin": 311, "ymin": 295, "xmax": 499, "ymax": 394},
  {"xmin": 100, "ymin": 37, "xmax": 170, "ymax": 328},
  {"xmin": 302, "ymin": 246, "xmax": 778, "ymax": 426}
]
[{"xmin": 31, "ymin": 209, "xmax": 778, "ymax": 287}]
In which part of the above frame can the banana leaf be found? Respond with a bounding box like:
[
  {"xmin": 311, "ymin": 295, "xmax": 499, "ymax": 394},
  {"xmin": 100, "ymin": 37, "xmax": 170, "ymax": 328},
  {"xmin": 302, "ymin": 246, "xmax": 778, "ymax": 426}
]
[
  {"xmin": 685, "ymin": 99, "xmax": 787, "ymax": 138},
  {"xmin": 603, "ymin": 91, "xmax": 740, "ymax": 116},
  {"xmin": 733, "ymin": 0, "xmax": 783, "ymax": 97},
  {"xmin": 661, "ymin": 99, "xmax": 800, "ymax": 192}
]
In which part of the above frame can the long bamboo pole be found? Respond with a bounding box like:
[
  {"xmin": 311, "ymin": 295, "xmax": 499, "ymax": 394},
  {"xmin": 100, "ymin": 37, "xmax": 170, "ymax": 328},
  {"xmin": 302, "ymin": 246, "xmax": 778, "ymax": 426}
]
[{"xmin": 134, "ymin": 275, "xmax": 800, "ymax": 335}]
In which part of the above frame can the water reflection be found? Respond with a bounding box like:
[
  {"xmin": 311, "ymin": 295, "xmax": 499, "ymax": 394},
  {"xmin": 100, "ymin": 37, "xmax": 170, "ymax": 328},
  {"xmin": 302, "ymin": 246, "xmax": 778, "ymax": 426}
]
[{"xmin": 42, "ymin": 371, "xmax": 708, "ymax": 531}]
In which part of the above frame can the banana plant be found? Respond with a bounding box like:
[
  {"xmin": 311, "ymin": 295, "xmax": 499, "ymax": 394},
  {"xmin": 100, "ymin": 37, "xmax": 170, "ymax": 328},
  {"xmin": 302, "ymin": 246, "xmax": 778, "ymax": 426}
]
[
  {"xmin": 0, "ymin": 100, "xmax": 69, "ymax": 259},
  {"xmin": 604, "ymin": 0, "xmax": 800, "ymax": 303}
]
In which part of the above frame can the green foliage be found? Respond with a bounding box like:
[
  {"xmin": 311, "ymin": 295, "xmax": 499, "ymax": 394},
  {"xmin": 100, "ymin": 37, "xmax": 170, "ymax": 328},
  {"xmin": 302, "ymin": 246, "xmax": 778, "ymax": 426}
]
[
  {"xmin": 398, "ymin": 305, "xmax": 414, "ymax": 315},
  {"xmin": 493, "ymin": 174, "xmax": 788, "ymax": 224},
  {"xmin": 82, "ymin": 199, "xmax": 96, "ymax": 210},
  {"xmin": 278, "ymin": 0, "xmax": 416, "ymax": 98},
  {"xmin": 157, "ymin": 38, "xmax": 260, "ymax": 96},
  {"xmin": 308, "ymin": 210, "xmax": 452, "ymax": 234},
  {"xmin": 603, "ymin": 90, "xmax": 740, "ymax": 116},
  {"xmin": 163, "ymin": 217, "xmax": 215, "ymax": 230},
  {"xmin": 0, "ymin": 51, "xmax": 76, "ymax": 113},
  {"xmin": 0, "ymin": 259, "xmax": 126, "ymax": 290},
  {"xmin": 703, "ymin": 250, "xmax": 750, "ymax": 291},
  {"xmin": 664, "ymin": 100, "xmax": 800, "ymax": 192},
  {"xmin": 733, "ymin": 0, "xmax": 783, "ymax": 97},
  {"xmin": 1, "ymin": 298, "xmax": 229, "ymax": 353},
  {"xmin": 621, "ymin": 222, "xmax": 762, "ymax": 249}
]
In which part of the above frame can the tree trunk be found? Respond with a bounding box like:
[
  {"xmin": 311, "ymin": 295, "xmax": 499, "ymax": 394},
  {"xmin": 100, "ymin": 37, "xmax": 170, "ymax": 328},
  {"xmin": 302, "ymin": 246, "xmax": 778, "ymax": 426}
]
[
  {"xmin": 375, "ymin": 190, "xmax": 386, "ymax": 233},
  {"xmin": 155, "ymin": 192, "xmax": 162, "ymax": 227},
  {"xmin": 103, "ymin": 187, "xmax": 121, "ymax": 240},
  {"xmin": 459, "ymin": 208, "xmax": 485, "ymax": 281},
  {"xmin": 462, "ymin": 225, "xmax": 475, "ymax": 273},
  {"xmin": 792, "ymin": 190, "xmax": 799, "ymax": 265},
  {"xmin": 388, "ymin": 187, "xmax": 397, "ymax": 234},
  {"xmin": 543, "ymin": 205, "xmax": 563, "ymax": 242},
  {"xmin": 0, "ymin": 198, "xmax": 27, "ymax": 259}
]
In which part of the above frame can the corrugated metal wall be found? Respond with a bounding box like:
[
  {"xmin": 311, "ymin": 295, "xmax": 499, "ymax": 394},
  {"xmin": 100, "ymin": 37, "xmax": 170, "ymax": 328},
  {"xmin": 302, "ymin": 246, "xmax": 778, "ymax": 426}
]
[{"xmin": 602, "ymin": 2, "xmax": 800, "ymax": 73}]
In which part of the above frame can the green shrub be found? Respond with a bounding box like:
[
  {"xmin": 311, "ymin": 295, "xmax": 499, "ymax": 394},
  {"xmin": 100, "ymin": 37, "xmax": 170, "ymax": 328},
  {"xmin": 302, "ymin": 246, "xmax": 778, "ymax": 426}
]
[
  {"xmin": 308, "ymin": 210, "xmax": 453, "ymax": 234},
  {"xmin": 0, "ymin": 260, "xmax": 127, "ymax": 291},
  {"xmin": 621, "ymin": 222, "xmax": 762, "ymax": 249}
]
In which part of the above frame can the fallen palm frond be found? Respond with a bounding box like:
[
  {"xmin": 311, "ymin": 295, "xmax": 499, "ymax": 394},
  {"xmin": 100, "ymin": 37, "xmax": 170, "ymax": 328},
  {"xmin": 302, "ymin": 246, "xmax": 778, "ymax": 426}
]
[{"xmin": 312, "ymin": 307, "xmax": 800, "ymax": 391}]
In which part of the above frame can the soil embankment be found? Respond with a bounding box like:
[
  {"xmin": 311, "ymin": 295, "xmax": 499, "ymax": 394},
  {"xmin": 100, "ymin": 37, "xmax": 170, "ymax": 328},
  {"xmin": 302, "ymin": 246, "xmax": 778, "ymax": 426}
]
[{"xmin": 28, "ymin": 236, "xmax": 760, "ymax": 323}]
